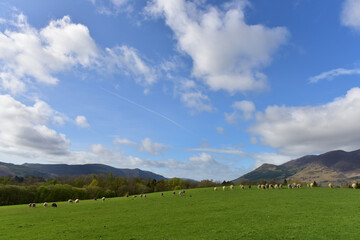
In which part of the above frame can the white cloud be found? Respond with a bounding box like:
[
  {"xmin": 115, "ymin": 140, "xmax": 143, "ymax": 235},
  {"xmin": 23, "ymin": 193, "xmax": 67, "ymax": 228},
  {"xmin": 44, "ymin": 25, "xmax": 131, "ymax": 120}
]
[
  {"xmin": 138, "ymin": 137, "xmax": 168, "ymax": 155},
  {"xmin": 189, "ymin": 152, "xmax": 217, "ymax": 164},
  {"xmin": 309, "ymin": 68, "xmax": 360, "ymax": 83},
  {"xmin": 90, "ymin": 0, "xmax": 133, "ymax": 15},
  {"xmin": 250, "ymin": 87, "xmax": 360, "ymax": 155},
  {"xmin": 225, "ymin": 100, "xmax": 255, "ymax": 124},
  {"xmin": 188, "ymin": 147, "xmax": 246, "ymax": 156},
  {"xmin": 113, "ymin": 138, "xmax": 137, "ymax": 147},
  {"xmin": 216, "ymin": 126, "xmax": 224, "ymax": 134},
  {"xmin": 146, "ymin": 0, "xmax": 289, "ymax": 93},
  {"xmin": 72, "ymin": 147, "xmax": 240, "ymax": 181},
  {"xmin": 0, "ymin": 94, "xmax": 70, "ymax": 156},
  {"xmin": 341, "ymin": 0, "xmax": 360, "ymax": 31},
  {"xmin": 0, "ymin": 13, "xmax": 157, "ymax": 94},
  {"xmin": 0, "ymin": 14, "xmax": 99, "ymax": 94},
  {"xmin": 249, "ymin": 136, "xmax": 257, "ymax": 144},
  {"xmin": 105, "ymin": 46, "xmax": 157, "ymax": 86},
  {"xmin": 175, "ymin": 79, "xmax": 213, "ymax": 112},
  {"xmin": 75, "ymin": 115, "xmax": 90, "ymax": 128}
]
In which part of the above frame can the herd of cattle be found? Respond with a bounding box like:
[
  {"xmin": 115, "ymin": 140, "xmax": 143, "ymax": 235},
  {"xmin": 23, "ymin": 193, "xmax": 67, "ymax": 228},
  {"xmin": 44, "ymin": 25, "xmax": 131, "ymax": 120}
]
[{"xmin": 28, "ymin": 183, "xmax": 358, "ymax": 208}]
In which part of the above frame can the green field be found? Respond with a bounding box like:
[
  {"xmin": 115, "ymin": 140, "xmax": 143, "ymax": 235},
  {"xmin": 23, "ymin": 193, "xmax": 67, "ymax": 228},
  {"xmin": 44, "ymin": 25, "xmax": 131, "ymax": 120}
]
[{"xmin": 1, "ymin": 187, "xmax": 359, "ymax": 239}]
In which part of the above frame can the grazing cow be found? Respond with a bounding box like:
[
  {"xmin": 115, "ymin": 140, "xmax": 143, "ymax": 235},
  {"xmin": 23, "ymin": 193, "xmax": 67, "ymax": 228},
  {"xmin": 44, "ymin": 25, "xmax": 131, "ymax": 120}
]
[
  {"xmin": 261, "ymin": 185, "xmax": 265, "ymax": 189},
  {"xmin": 161, "ymin": 192, "xmax": 164, "ymax": 197},
  {"xmin": 173, "ymin": 191, "xmax": 176, "ymax": 195},
  {"xmin": 296, "ymin": 184, "xmax": 301, "ymax": 188},
  {"xmin": 94, "ymin": 198, "xmax": 97, "ymax": 201},
  {"xmin": 68, "ymin": 199, "xmax": 73, "ymax": 203},
  {"xmin": 328, "ymin": 183, "xmax": 333, "ymax": 188},
  {"xmin": 140, "ymin": 194, "xmax": 143, "ymax": 198},
  {"xmin": 310, "ymin": 182, "xmax": 314, "ymax": 188},
  {"xmin": 51, "ymin": 203, "xmax": 57, "ymax": 208},
  {"xmin": 179, "ymin": 190, "xmax": 185, "ymax": 196},
  {"xmin": 274, "ymin": 184, "xmax": 278, "ymax": 189},
  {"xmin": 43, "ymin": 202, "xmax": 48, "ymax": 207},
  {"xmin": 230, "ymin": 185, "xmax": 234, "ymax": 190},
  {"xmin": 288, "ymin": 184, "xmax": 292, "ymax": 189},
  {"xmin": 222, "ymin": 186, "xmax": 226, "ymax": 191},
  {"xmin": 144, "ymin": 194, "xmax": 146, "ymax": 198},
  {"xmin": 214, "ymin": 187, "xmax": 217, "ymax": 191},
  {"xmin": 352, "ymin": 183, "xmax": 357, "ymax": 189},
  {"xmin": 248, "ymin": 185, "xmax": 251, "ymax": 189},
  {"xmin": 257, "ymin": 184, "xmax": 261, "ymax": 189},
  {"xmin": 29, "ymin": 203, "xmax": 36, "ymax": 208},
  {"xmin": 75, "ymin": 199, "xmax": 79, "ymax": 203},
  {"xmin": 239, "ymin": 185, "xmax": 244, "ymax": 190},
  {"xmin": 102, "ymin": 197, "xmax": 105, "ymax": 201}
]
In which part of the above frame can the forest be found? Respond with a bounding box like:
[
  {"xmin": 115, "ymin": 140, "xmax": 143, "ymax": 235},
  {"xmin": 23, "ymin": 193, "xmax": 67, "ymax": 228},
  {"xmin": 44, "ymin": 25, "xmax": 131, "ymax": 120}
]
[{"xmin": 0, "ymin": 174, "xmax": 223, "ymax": 205}]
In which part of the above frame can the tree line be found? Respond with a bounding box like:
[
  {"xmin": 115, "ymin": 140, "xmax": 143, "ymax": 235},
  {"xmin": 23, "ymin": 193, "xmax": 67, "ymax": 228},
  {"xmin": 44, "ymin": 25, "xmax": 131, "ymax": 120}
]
[{"xmin": 0, "ymin": 174, "xmax": 222, "ymax": 206}]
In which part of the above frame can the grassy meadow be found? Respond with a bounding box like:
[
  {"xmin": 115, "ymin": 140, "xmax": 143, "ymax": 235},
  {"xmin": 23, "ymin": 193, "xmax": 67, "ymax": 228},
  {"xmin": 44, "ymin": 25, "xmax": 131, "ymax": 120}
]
[{"xmin": 1, "ymin": 187, "xmax": 359, "ymax": 239}]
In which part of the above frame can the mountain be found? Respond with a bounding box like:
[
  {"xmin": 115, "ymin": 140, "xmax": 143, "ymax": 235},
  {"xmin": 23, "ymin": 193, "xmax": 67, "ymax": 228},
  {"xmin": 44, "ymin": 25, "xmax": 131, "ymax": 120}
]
[
  {"xmin": 0, "ymin": 162, "xmax": 167, "ymax": 181},
  {"xmin": 233, "ymin": 149, "xmax": 360, "ymax": 185}
]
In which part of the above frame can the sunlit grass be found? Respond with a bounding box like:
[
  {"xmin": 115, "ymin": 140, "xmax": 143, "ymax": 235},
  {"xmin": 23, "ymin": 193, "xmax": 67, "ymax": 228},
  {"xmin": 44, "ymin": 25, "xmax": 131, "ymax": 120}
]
[{"xmin": 0, "ymin": 187, "xmax": 359, "ymax": 239}]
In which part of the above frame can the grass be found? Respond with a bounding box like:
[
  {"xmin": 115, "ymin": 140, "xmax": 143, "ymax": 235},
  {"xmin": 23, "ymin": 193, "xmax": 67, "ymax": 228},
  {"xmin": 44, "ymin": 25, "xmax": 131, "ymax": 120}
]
[{"xmin": 1, "ymin": 187, "xmax": 360, "ymax": 239}]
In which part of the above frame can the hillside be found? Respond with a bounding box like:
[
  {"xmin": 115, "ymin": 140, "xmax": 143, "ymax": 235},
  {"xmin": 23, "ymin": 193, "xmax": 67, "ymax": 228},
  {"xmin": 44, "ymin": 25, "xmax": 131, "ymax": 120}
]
[
  {"xmin": 233, "ymin": 149, "xmax": 360, "ymax": 185},
  {"xmin": 0, "ymin": 162, "xmax": 167, "ymax": 180}
]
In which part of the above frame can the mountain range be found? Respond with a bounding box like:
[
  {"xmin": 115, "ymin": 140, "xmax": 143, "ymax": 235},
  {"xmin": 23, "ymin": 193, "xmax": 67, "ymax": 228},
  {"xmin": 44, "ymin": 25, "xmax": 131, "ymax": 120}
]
[
  {"xmin": 0, "ymin": 162, "xmax": 167, "ymax": 181},
  {"xmin": 233, "ymin": 149, "xmax": 360, "ymax": 185}
]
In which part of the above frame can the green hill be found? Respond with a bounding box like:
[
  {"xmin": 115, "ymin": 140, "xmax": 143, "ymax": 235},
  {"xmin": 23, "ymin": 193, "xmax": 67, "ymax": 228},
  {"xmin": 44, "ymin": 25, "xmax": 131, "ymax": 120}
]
[{"xmin": 0, "ymin": 161, "xmax": 166, "ymax": 180}]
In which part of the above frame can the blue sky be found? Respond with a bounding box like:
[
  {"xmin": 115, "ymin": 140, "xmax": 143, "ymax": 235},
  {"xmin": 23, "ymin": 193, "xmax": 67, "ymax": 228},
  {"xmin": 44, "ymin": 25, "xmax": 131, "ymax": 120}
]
[{"xmin": 1, "ymin": 0, "xmax": 360, "ymax": 181}]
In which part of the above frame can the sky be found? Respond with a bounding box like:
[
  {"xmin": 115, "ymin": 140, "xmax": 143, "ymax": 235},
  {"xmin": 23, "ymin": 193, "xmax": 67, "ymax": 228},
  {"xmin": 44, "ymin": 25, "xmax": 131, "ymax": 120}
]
[{"xmin": 1, "ymin": 0, "xmax": 360, "ymax": 181}]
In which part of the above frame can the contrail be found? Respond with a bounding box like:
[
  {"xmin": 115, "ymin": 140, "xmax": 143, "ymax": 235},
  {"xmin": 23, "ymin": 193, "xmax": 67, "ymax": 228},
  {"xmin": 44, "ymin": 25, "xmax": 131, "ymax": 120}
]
[{"xmin": 101, "ymin": 88, "xmax": 190, "ymax": 133}]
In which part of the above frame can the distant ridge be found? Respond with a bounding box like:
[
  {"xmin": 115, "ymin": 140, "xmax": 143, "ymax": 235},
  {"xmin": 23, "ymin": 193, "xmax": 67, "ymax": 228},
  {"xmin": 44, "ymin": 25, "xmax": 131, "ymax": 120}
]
[
  {"xmin": 0, "ymin": 162, "xmax": 167, "ymax": 181},
  {"xmin": 233, "ymin": 149, "xmax": 360, "ymax": 185}
]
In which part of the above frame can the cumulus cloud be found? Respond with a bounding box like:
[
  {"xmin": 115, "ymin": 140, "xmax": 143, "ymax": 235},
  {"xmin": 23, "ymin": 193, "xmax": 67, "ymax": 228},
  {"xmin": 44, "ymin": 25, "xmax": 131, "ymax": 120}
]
[
  {"xmin": 90, "ymin": 0, "xmax": 133, "ymax": 15},
  {"xmin": 309, "ymin": 68, "xmax": 360, "ymax": 83},
  {"xmin": 216, "ymin": 126, "xmax": 224, "ymax": 134},
  {"xmin": 113, "ymin": 138, "xmax": 137, "ymax": 147},
  {"xmin": 250, "ymin": 87, "xmax": 360, "ymax": 155},
  {"xmin": 189, "ymin": 152, "xmax": 217, "ymax": 164},
  {"xmin": 188, "ymin": 147, "xmax": 246, "ymax": 156},
  {"xmin": 145, "ymin": 0, "xmax": 289, "ymax": 93},
  {"xmin": 175, "ymin": 79, "xmax": 213, "ymax": 112},
  {"xmin": 0, "ymin": 94, "xmax": 70, "ymax": 156},
  {"xmin": 0, "ymin": 13, "xmax": 158, "ymax": 94},
  {"xmin": 185, "ymin": 152, "xmax": 240, "ymax": 180},
  {"xmin": 0, "ymin": 14, "xmax": 99, "ymax": 94},
  {"xmin": 72, "ymin": 146, "xmax": 239, "ymax": 180},
  {"xmin": 341, "ymin": 0, "xmax": 360, "ymax": 31},
  {"xmin": 105, "ymin": 46, "xmax": 157, "ymax": 87},
  {"xmin": 138, "ymin": 137, "xmax": 168, "ymax": 155},
  {"xmin": 75, "ymin": 115, "xmax": 90, "ymax": 128},
  {"xmin": 225, "ymin": 100, "xmax": 255, "ymax": 124}
]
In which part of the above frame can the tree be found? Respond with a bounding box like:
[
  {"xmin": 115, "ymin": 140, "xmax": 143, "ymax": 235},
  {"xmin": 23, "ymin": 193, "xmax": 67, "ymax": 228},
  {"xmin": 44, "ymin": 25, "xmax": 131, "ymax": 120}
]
[{"xmin": 259, "ymin": 179, "xmax": 266, "ymax": 185}]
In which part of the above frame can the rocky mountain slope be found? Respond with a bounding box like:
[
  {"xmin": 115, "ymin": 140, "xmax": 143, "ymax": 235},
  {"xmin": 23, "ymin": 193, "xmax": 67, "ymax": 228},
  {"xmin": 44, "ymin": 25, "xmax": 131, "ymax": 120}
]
[{"xmin": 233, "ymin": 149, "xmax": 360, "ymax": 185}]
